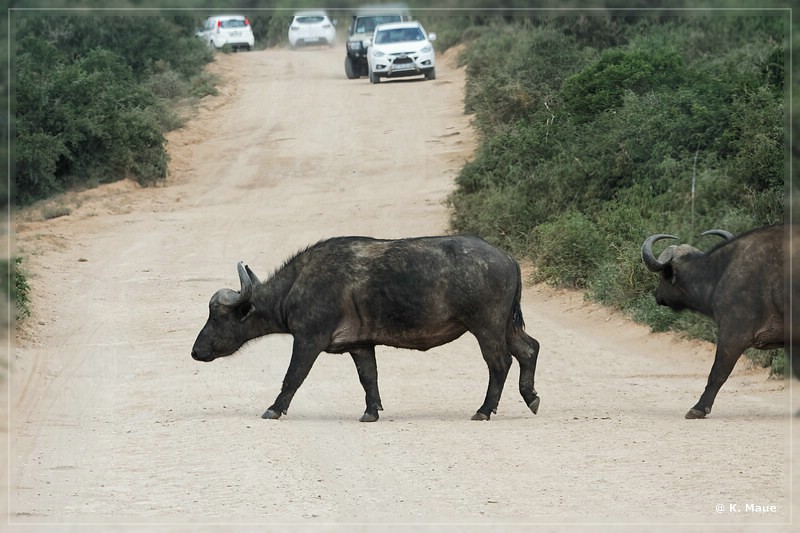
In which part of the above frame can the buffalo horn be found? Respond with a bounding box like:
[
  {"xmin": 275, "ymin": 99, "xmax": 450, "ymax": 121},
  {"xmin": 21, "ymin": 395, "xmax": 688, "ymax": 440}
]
[
  {"xmin": 701, "ymin": 229, "xmax": 734, "ymax": 241},
  {"xmin": 641, "ymin": 234, "xmax": 678, "ymax": 272},
  {"xmin": 216, "ymin": 261, "xmax": 253, "ymax": 306},
  {"xmin": 244, "ymin": 264, "xmax": 261, "ymax": 285}
]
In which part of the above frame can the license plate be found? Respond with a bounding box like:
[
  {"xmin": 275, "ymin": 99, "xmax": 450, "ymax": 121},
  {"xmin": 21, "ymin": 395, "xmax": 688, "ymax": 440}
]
[
  {"xmin": 392, "ymin": 62, "xmax": 415, "ymax": 71},
  {"xmin": 305, "ymin": 37, "xmax": 319, "ymax": 42},
  {"xmin": 230, "ymin": 31, "xmax": 241, "ymax": 36}
]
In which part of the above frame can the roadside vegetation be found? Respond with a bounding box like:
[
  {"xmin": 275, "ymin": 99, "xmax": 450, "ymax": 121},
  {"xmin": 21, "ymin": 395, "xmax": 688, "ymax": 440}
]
[
  {"xmin": 1, "ymin": 258, "xmax": 30, "ymax": 321},
  {"xmin": 14, "ymin": 16, "xmax": 217, "ymax": 205},
  {"xmin": 439, "ymin": 14, "xmax": 788, "ymax": 374}
]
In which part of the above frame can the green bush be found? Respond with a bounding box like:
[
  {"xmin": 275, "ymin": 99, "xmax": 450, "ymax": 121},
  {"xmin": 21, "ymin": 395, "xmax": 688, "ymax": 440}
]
[
  {"xmin": 189, "ymin": 71, "xmax": 219, "ymax": 99},
  {"xmin": 14, "ymin": 131, "xmax": 68, "ymax": 204},
  {"xmin": 14, "ymin": 15, "xmax": 214, "ymax": 205},
  {"xmin": 145, "ymin": 65, "xmax": 190, "ymax": 100},
  {"xmin": 15, "ymin": 258, "xmax": 30, "ymax": 319},
  {"xmin": 1, "ymin": 258, "xmax": 30, "ymax": 320},
  {"xmin": 261, "ymin": 15, "xmax": 292, "ymax": 47},
  {"xmin": 449, "ymin": 14, "xmax": 787, "ymax": 374},
  {"xmin": 529, "ymin": 211, "xmax": 605, "ymax": 289},
  {"xmin": 561, "ymin": 47, "xmax": 686, "ymax": 123},
  {"xmin": 461, "ymin": 22, "xmax": 592, "ymax": 136}
]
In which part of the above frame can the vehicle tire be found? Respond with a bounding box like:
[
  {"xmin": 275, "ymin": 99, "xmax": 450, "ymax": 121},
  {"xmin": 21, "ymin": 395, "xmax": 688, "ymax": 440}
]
[
  {"xmin": 425, "ymin": 67, "xmax": 436, "ymax": 81},
  {"xmin": 369, "ymin": 69, "xmax": 380, "ymax": 84},
  {"xmin": 345, "ymin": 56, "xmax": 359, "ymax": 79}
]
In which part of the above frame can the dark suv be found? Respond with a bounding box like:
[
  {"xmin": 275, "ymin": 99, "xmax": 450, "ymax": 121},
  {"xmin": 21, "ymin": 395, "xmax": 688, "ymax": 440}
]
[{"xmin": 344, "ymin": 5, "xmax": 411, "ymax": 79}]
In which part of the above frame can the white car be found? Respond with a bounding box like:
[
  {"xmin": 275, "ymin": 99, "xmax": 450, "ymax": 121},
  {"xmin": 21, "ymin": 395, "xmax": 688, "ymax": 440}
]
[
  {"xmin": 367, "ymin": 21, "xmax": 436, "ymax": 84},
  {"xmin": 288, "ymin": 11, "xmax": 336, "ymax": 49},
  {"xmin": 196, "ymin": 15, "xmax": 254, "ymax": 51}
]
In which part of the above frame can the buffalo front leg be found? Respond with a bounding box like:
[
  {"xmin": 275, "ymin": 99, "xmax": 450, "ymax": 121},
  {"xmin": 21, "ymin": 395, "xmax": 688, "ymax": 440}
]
[
  {"xmin": 686, "ymin": 339, "xmax": 744, "ymax": 419},
  {"xmin": 262, "ymin": 338, "xmax": 322, "ymax": 420},
  {"xmin": 350, "ymin": 347, "xmax": 383, "ymax": 422},
  {"xmin": 508, "ymin": 331, "xmax": 541, "ymax": 415},
  {"xmin": 472, "ymin": 333, "xmax": 512, "ymax": 421}
]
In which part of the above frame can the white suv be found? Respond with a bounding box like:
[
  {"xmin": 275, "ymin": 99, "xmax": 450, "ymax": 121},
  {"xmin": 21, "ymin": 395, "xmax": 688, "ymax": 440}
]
[
  {"xmin": 367, "ymin": 21, "xmax": 436, "ymax": 84},
  {"xmin": 196, "ymin": 15, "xmax": 255, "ymax": 51}
]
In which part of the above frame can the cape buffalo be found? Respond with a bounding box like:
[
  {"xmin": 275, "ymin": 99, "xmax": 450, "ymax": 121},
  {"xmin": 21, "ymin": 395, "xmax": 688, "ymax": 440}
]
[
  {"xmin": 641, "ymin": 224, "xmax": 791, "ymax": 418},
  {"xmin": 192, "ymin": 235, "xmax": 541, "ymax": 422}
]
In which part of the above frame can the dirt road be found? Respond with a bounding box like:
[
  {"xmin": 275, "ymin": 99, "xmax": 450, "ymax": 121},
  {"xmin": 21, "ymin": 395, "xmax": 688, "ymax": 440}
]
[{"xmin": 9, "ymin": 44, "xmax": 798, "ymax": 529}]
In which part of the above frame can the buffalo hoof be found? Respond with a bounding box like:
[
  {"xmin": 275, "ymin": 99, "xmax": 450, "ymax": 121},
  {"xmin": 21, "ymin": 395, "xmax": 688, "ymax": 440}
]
[
  {"xmin": 528, "ymin": 396, "xmax": 541, "ymax": 415},
  {"xmin": 359, "ymin": 412, "xmax": 379, "ymax": 423},
  {"xmin": 261, "ymin": 409, "xmax": 282, "ymax": 420},
  {"xmin": 685, "ymin": 407, "xmax": 709, "ymax": 419},
  {"xmin": 471, "ymin": 412, "xmax": 490, "ymax": 421}
]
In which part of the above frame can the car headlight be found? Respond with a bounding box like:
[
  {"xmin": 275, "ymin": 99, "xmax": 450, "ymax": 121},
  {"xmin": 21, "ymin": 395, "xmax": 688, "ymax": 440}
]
[
  {"xmin": 420, "ymin": 44, "xmax": 432, "ymax": 53},
  {"xmin": 373, "ymin": 50, "xmax": 385, "ymax": 58}
]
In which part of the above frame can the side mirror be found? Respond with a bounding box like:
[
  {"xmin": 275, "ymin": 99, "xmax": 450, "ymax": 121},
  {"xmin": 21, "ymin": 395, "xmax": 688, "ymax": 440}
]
[
  {"xmin": 428, "ymin": 32, "xmax": 437, "ymax": 41},
  {"xmin": 364, "ymin": 38, "xmax": 372, "ymax": 48}
]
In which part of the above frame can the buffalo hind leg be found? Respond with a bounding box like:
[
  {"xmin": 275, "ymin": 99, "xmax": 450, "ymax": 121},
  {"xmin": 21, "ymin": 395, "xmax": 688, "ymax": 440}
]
[
  {"xmin": 508, "ymin": 331, "xmax": 541, "ymax": 415},
  {"xmin": 350, "ymin": 347, "xmax": 383, "ymax": 422},
  {"xmin": 263, "ymin": 337, "xmax": 322, "ymax": 419},
  {"xmin": 686, "ymin": 339, "xmax": 743, "ymax": 419},
  {"xmin": 472, "ymin": 333, "xmax": 512, "ymax": 421}
]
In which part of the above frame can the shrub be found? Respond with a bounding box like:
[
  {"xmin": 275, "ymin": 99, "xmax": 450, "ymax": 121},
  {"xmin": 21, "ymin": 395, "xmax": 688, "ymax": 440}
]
[
  {"xmin": 728, "ymin": 87, "xmax": 785, "ymax": 193},
  {"xmin": 189, "ymin": 71, "xmax": 219, "ymax": 99},
  {"xmin": 117, "ymin": 107, "xmax": 169, "ymax": 186},
  {"xmin": 262, "ymin": 15, "xmax": 292, "ymax": 47},
  {"xmin": 14, "ymin": 258, "xmax": 31, "ymax": 319},
  {"xmin": 1, "ymin": 258, "xmax": 31, "ymax": 320},
  {"xmin": 461, "ymin": 23, "xmax": 592, "ymax": 136},
  {"xmin": 14, "ymin": 131, "xmax": 68, "ymax": 204},
  {"xmin": 14, "ymin": 15, "xmax": 215, "ymax": 205},
  {"xmin": 145, "ymin": 65, "xmax": 190, "ymax": 100},
  {"xmin": 529, "ymin": 211, "xmax": 605, "ymax": 289},
  {"xmin": 449, "ymin": 14, "xmax": 787, "ymax": 374}
]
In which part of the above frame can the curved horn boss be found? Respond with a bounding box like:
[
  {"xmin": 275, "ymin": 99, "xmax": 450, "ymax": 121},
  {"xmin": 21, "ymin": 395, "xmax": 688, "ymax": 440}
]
[
  {"xmin": 641, "ymin": 234, "xmax": 678, "ymax": 272},
  {"xmin": 214, "ymin": 261, "xmax": 254, "ymax": 307}
]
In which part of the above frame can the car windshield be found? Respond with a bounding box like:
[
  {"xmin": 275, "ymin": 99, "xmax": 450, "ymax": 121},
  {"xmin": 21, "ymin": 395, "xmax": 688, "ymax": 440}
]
[
  {"xmin": 220, "ymin": 19, "xmax": 247, "ymax": 29},
  {"xmin": 297, "ymin": 16, "xmax": 325, "ymax": 24},
  {"xmin": 375, "ymin": 27, "xmax": 424, "ymax": 44},
  {"xmin": 355, "ymin": 15, "xmax": 402, "ymax": 34}
]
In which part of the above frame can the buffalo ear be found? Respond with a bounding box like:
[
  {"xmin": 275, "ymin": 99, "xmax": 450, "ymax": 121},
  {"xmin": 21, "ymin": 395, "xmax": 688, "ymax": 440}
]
[
  {"xmin": 663, "ymin": 263, "xmax": 676, "ymax": 284},
  {"xmin": 244, "ymin": 265, "xmax": 261, "ymax": 285},
  {"xmin": 237, "ymin": 302, "xmax": 256, "ymax": 322}
]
